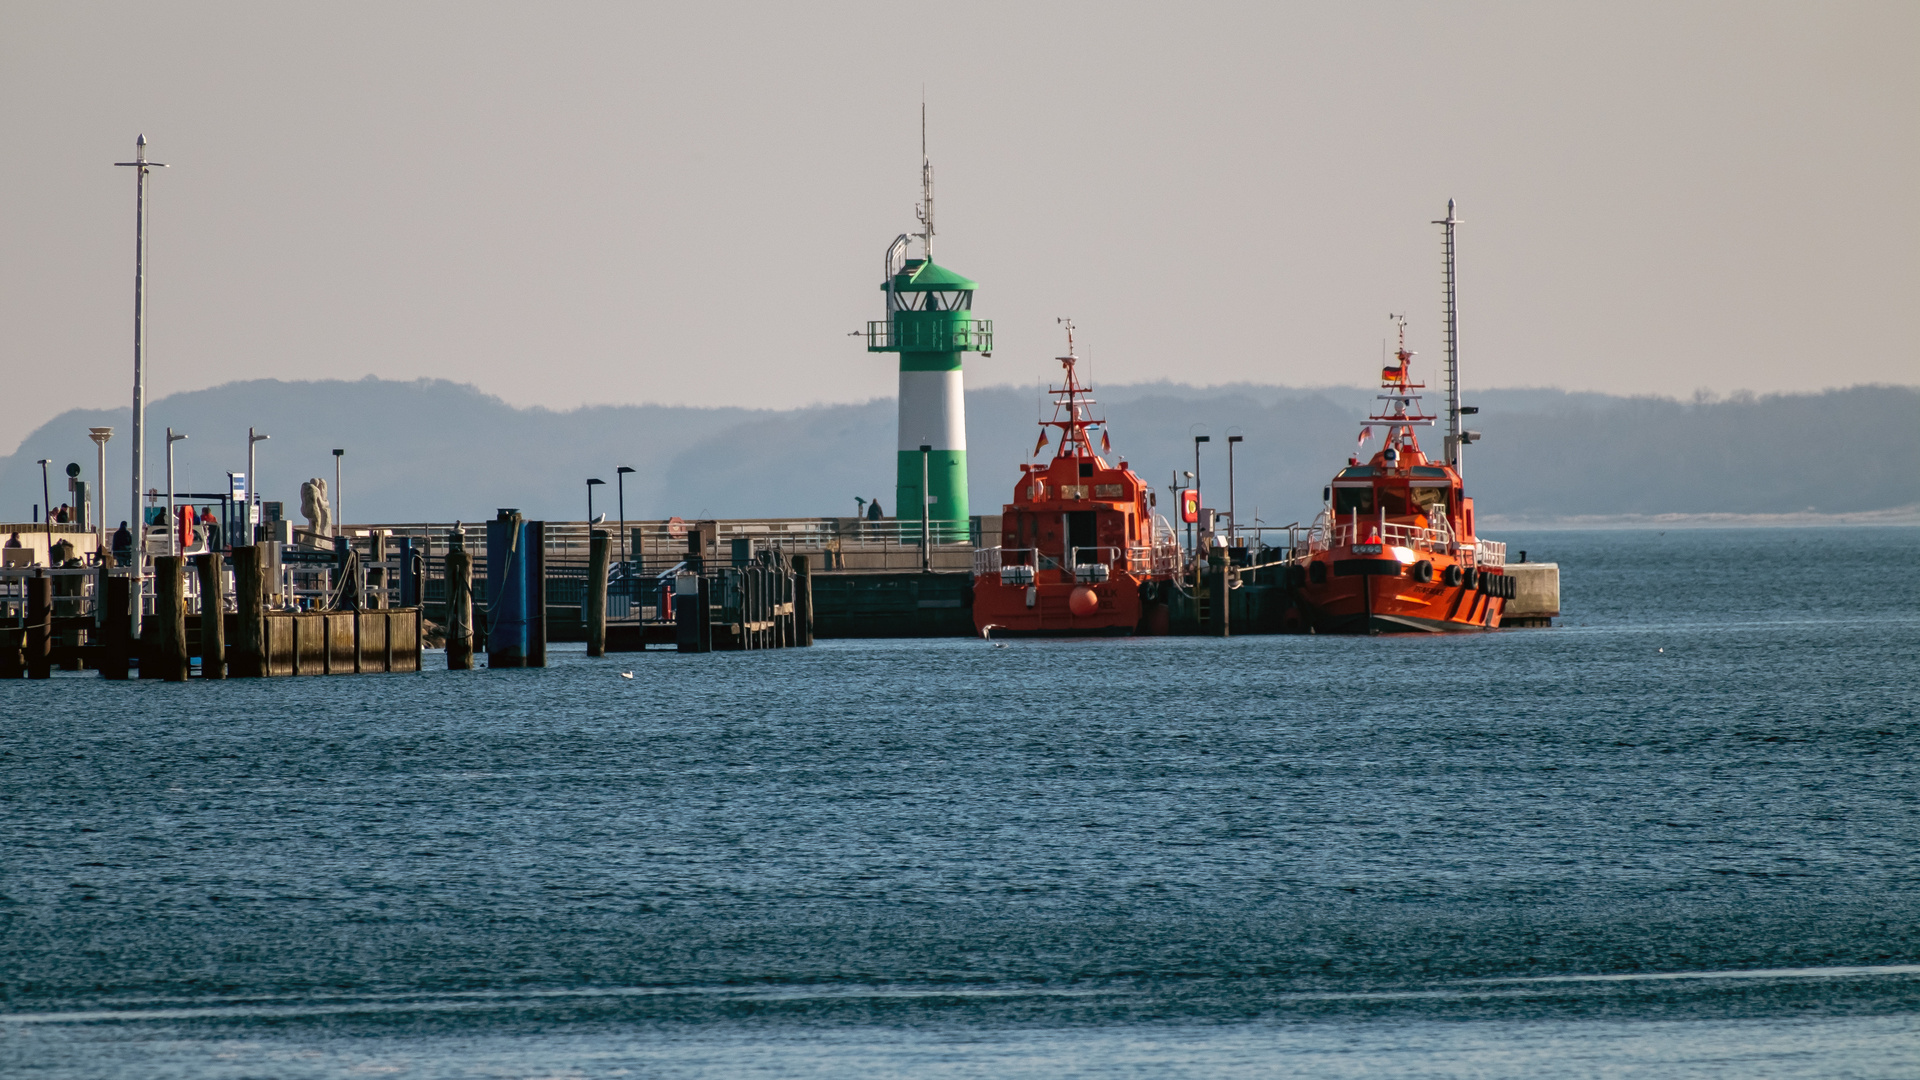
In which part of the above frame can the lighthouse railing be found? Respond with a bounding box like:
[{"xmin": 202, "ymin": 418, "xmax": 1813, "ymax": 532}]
[{"xmin": 864, "ymin": 317, "xmax": 993, "ymax": 352}]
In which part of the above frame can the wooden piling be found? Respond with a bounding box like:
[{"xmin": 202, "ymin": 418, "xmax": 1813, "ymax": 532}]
[
  {"xmin": 24, "ymin": 573, "xmax": 52, "ymax": 679},
  {"xmin": 445, "ymin": 541, "xmax": 473, "ymax": 670},
  {"xmin": 793, "ymin": 555, "xmax": 813, "ymax": 647},
  {"xmin": 1211, "ymin": 565, "xmax": 1232, "ymax": 638},
  {"xmin": 232, "ymin": 545, "xmax": 265, "ymax": 677},
  {"xmin": 0, "ymin": 627, "xmax": 21, "ymax": 678},
  {"xmin": 528, "ymin": 520, "xmax": 547, "ymax": 668},
  {"xmin": 101, "ymin": 575, "xmax": 131, "ymax": 680},
  {"xmin": 585, "ymin": 529, "xmax": 609, "ymax": 657},
  {"xmin": 195, "ymin": 552, "xmax": 226, "ymax": 679},
  {"xmin": 153, "ymin": 556, "xmax": 189, "ymax": 681}
]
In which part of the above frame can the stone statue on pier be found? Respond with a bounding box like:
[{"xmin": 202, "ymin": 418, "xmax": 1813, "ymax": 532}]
[{"xmin": 301, "ymin": 478, "xmax": 331, "ymax": 538}]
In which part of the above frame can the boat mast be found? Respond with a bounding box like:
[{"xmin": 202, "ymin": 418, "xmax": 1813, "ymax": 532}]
[{"xmin": 1434, "ymin": 199, "xmax": 1462, "ymax": 473}]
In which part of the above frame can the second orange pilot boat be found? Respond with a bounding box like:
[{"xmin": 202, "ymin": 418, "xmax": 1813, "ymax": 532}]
[
  {"xmin": 1289, "ymin": 315, "xmax": 1515, "ymax": 633},
  {"xmin": 971, "ymin": 324, "xmax": 1180, "ymax": 636}
]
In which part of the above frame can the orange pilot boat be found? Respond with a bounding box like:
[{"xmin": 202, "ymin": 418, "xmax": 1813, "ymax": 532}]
[
  {"xmin": 1291, "ymin": 304, "xmax": 1515, "ymax": 634},
  {"xmin": 971, "ymin": 324, "xmax": 1180, "ymax": 636}
]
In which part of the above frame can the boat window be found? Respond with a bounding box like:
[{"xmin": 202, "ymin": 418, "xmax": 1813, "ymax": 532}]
[
  {"xmin": 1410, "ymin": 488, "xmax": 1447, "ymax": 515},
  {"xmin": 1334, "ymin": 488, "xmax": 1374, "ymax": 515},
  {"xmin": 1338, "ymin": 466, "xmax": 1375, "ymax": 479}
]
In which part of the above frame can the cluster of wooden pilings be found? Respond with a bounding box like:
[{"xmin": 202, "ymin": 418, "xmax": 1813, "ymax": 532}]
[
  {"xmin": 121, "ymin": 547, "xmax": 423, "ymax": 681},
  {"xmin": 0, "ymin": 545, "xmax": 425, "ymax": 681},
  {"xmin": 566, "ymin": 522, "xmax": 815, "ymax": 656}
]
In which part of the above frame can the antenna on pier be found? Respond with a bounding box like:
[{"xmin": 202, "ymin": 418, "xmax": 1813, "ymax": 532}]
[
  {"xmin": 914, "ymin": 100, "xmax": 935, "ymax": 261},
  {"xmin": 1432, "ymin": 199, "xmax": 1464, "ymax": 473}
]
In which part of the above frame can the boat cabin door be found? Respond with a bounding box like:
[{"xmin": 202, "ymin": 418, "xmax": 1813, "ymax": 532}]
[{"xmin": 1067, "ymin": 510, "xmax": 1097, "ymax": 564}]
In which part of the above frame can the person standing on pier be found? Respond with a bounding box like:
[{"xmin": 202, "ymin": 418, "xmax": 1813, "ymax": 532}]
[{"xmin": 112, "ymin": 521, "xmax": 133, "ymax": 566}]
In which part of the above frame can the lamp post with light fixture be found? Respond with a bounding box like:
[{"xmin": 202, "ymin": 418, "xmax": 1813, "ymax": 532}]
[
  {"xmin": 248, "ymin": 428, "xmax": 270, "ymax": 540},
  {"xmin": 166, "ymin": 429, "xmax": 187, "ymax": 557}
]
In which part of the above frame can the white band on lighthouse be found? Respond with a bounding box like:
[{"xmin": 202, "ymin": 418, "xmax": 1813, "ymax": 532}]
[{"xmin": 897, "ymin": 369, "xmax": 967, "ymax": 452}]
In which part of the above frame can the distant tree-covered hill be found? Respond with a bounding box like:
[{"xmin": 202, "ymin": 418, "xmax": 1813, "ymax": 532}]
[{"xmin": 3, "ymin": 379, "xmax": 1913, "ymax": 529}]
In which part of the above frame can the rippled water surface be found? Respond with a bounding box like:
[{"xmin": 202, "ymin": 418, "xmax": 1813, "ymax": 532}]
[{"xmin": 4, "ymin": 528, "xmax": 1917, "ymax": 1077}]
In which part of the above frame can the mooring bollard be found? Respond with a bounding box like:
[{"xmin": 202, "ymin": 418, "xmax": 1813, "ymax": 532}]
[
  {"xmin": 232, "ymin": 545, "xmax": 265, "ymax": 677},
  {"xmin": 585, "ymin": 529, "xmax": 609, "ymax": 657},
  {"xmin": 24, "ymin": 573, "xmax": 52, "ymax": 680},
  {"xmin": 196, "ymin": 552, "xmax": 226, "ymax": 679},
  {"xmin": 153, "ymin": 555, "xmax": 189, "ymax": 682},
  {"xmin": 445, "ymin": 537, "xmax": 473, "ymax": 670}
]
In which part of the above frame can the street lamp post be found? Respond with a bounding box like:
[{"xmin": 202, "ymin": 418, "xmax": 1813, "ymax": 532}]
[
  {"xmin": 586, "ymin": 478, "xmax": 605, "ymax": 526},
  {"xmin": 1176, "ymin": 470, "xmax": 1194, "ymax": 557},
  {"xmin": 249, "ymin": 428, "xmax": 270, "ymax": 540},
  {"xmin": 1193, "ymin": 434, "xmax": 1210, "ymax": 554},
  {"xmin": 36, "ymin": 460, "xmax": 54, "ymax": 555},
  {"xmin": 115, "ymin": 135, "xmax": 167, "ymax": 618},
  {"xmin": 616, "ymin": 466, "xmax": 635, "ymax": 590},
  {"xmin": 331, "ymin": 449, "xmax": 344, "ymax": 534},
  {"xmin": 89, "ymin": 428, "xmax": 113, "ymax": 557},
  {"xmin": 166, "ymin": 429, "xmax": 187, "ymax": 557},
  {"xmin": 1227, "ymin": 434, "xmax": 1243, "ymax": 550}
]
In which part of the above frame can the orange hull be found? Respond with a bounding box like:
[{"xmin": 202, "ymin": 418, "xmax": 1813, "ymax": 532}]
[
  {"xmin": 1295, "ymin": 550, "xmax": 1509, "ymax": 634},
  {"xmin": 972, "ymin": 575, "xmax": 1148, "ymax": 636}
]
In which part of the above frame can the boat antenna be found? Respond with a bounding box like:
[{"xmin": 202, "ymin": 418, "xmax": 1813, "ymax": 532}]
[
  {"xmin": 1039, "ymin": 318, "xmax": 1103, "ymax": 461},
  {"xmin": 1433, "ymin": 199, "xmax": 1463, "ymax": 473},
  {"xmin": 915, "ymin": 100, "xmax": 934, "ymax": 262}
]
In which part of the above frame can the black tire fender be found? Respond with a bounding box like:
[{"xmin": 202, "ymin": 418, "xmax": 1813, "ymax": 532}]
[
  {"xmin": 1309, "ymin": 561, "xmax": 1328, "ymax": 584},
  {"xmin": 1443, "ymin": 564, "xmax": 1463, "ymax": 587},
  {"xmin": 1411, "ymin": 560, "xmax": 1434, "ymax": 584}
]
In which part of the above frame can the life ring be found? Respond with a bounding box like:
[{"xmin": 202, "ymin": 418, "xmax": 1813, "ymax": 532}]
[
  {"xmin": 1309, "ymin": 561, "xmax": 1328, "ymax": 584},
  {"xmin": 1443, "ymin": 564, "xmax": 1463, "ymax": 587},
  {"xmin": 1410, "ymin": 560, "xmax": 1433, "ymax": 583}
]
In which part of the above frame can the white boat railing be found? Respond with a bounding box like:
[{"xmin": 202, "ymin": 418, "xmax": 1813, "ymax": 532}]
[
  {"xmin": 1293, "ymin": 508, "xmax": 1507, "ymax": 566},
  {"xmin": 973, "ymin": 537, "xmax": 1181, "ymax": 579}
]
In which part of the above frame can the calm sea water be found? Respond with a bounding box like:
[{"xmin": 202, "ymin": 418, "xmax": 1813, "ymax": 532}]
[{"xmin": 4, "ymin": 527, "xmax": 1916, "ymax": 1078}]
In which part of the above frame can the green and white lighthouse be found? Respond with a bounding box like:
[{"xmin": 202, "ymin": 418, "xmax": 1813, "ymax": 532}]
[{"xmin": 866, "ymin": 123, "xmax": 991, "ymax": 542}]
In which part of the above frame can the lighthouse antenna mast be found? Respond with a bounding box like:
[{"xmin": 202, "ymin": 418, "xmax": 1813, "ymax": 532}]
[{"xmin": 914, "ymin": 101, "xmax": 934, "ymax": 261}]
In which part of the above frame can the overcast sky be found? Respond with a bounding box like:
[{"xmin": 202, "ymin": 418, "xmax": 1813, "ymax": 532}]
[{"xmin": 2, "ymin": 1, "xmax": 1914, "ymax": 453}]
